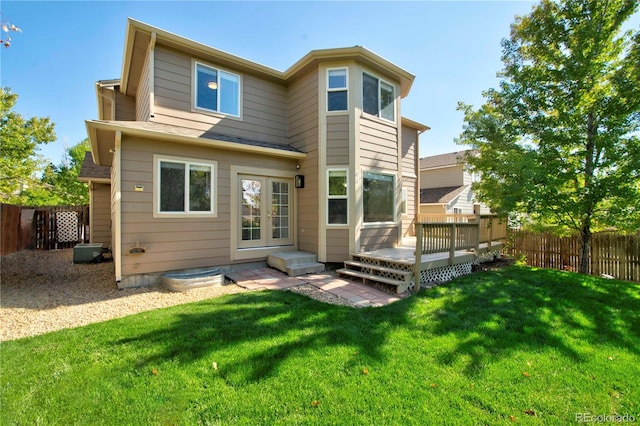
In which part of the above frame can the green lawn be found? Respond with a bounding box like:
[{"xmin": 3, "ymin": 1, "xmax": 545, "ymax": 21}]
[{"xmin": 2, "ymin": 265, "xmax": 638, "ymax": 425}]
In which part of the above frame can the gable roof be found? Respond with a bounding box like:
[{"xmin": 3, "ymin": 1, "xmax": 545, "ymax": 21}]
[
  {"xmin": 78, "ymin": 152, "xmax": 111, "ymax": 182},
  {"xmin": 419, "ymin": 149, "xmax": 476, "ymax": 170},
  {"xmin": 122, "ymin": 18, "xmax": 416, "ymax": 98},
  {"xmin": 420, "ymin": 185, "xmax": 468, "ymax": 204}
]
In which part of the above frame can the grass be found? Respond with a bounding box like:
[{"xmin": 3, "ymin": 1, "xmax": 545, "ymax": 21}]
[{"xmin": 1, "ymin": 265, "xmax": 638, "ymax": 425}]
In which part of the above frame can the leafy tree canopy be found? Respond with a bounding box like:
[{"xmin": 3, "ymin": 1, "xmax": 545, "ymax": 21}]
[
  {"xmin": 0, "ymin": 87, "xmax": 56, "ymax": 204},
  {"xmin": 457, "ymin": 0, "xmax": 639, "ymax": 273}
]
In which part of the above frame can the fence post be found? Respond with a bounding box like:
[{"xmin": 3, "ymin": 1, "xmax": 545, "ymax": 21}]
[{"xmin": 449, "ymin": 223, "xmax": 456, "ymax": 264}]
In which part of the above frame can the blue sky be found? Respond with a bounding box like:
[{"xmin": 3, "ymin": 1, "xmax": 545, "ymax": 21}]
[{"xmin": 1, "ymin": 0, "xmax": 540, "ymax": 166}]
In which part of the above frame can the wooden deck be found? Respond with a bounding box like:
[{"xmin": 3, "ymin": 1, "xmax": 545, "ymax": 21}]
[{"xmin": 337, "ymin": 216, "xmax": 508, "ymax": 292}]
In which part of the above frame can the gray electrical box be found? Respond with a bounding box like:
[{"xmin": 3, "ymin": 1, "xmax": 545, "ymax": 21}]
[{"xmin": 73, "ymin": 243, "xmax": 104, "ymax": 264}]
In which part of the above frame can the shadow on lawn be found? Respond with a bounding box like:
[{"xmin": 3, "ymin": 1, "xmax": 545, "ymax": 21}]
[
  {"xmin": 425, "ymin": 266, "xmax": 640, "ymax": 376},
  {"xmin": 115, "ymin": 290, "xmax": 414, "ymax": 385}
]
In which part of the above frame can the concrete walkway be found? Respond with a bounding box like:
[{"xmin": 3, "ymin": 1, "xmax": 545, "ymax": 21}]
[{"xmin": 226, "ymin": 267, "xmax": 407, "ymax": 308}]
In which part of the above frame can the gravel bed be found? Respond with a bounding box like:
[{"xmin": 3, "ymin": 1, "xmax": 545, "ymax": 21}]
[
  {"xmin": 0, "ymin": 249, "xmax": 248, "ymax": 341},
  {"xmin": 0, "ymin": 249, "xmax": 361, "ymax": 341}
]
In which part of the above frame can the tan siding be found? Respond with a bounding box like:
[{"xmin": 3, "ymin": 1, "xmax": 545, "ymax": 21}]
[
  {"xmin": 401, "ymin": 125, "xmax": 418, "ymax": 237},
  {"xmin": 136, "ymin": 49, "xmax": 151, "ymax": 121},
  {"xmin": 420, "ymin": 165, "xmax": 464, "ymax": 189},
  {"xmin": 91, "ymin": 183, "xmax": 111, "ymax": 246},
  {"xmin": 420, "ymin": 204, "xmax": 446, "ymax": 214},
  {"xmin": 359, "ymin": 116, "xmax": 398, "ymax": 170},
  {"xmin": 402, "ymin": 177, "xmax": 416, "ymax": 237},
  {"xmin": 288, "ymin": 70, "xmax": 319, "ymax": 254},
  {"xmin": 359, "ymin": 227, "xmax": 397, "ymax": 251},
  {"xmin": 152, "ymin": 46, "xmax": 288, "ymax": 144},
  {"xmin": 115, "ymin": 91, "xmax": 136, "ymax": 121},
  {"xmin": 326, "ymin": 229, "xmax": 350, "ymax": 262},
  {"xmin": 326, "ymin": 115, "xmax": 349, "ymax": 165},
  {"xmin": 118, "ymin": 136, "xmax": 296, "ymax": 278}
]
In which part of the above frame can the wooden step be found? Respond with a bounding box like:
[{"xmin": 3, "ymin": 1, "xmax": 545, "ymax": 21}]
[
  {"xmin": 336, "ymin": 268, "xmax": 410, "ymax": 293},
  {"xmin": 343, "ymin": 260, "xmax": 412, "ymax": 282}
]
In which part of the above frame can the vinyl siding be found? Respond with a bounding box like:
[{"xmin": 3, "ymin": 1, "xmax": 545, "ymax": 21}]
[
  {"xmin": 360, "ymin": 226, "xmax": 397, "ymax": 252},
  {"xmin": 288, "ymin": 70, "xmax": 319, "ymax": 254},
  {"xmin": 91, "ymin": 183, "xmax": 111, "ymax": 246},
  {"xmin": 118, "ymin": 135, "xmax": 296, "ymax": 278},
  {"xmin": 115, "ymin": 91, "xmax": 136, "ymax": 121},
  {"xmin": 420, "ymin": 165, "xmax": 464, "ymax": 189},
  {"xmin": 152, "ymin": 46, "xmax": 288, "ymax": 144},
  {"xmin": 359, "ymin": 116, "xmax": 398, "ymax": 170},
  {"xmin": 401, "ymin": 125, "xmax": 417, "ymax": 237},
  {"xmin": 136, "ymin": 48, "xmax": 151, "ymax": 121},
  {"xmin": 326, "ymin": 229, "xmax": 349, "ymax": 262},
  {"xmin": 326, "ymin": 115, "xmax": 349, "ymax": 165}
]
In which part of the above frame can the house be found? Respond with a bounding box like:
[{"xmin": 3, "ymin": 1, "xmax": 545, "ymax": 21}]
[
  {"xmin": 79, "ymin": 18, "xmax": 429, "ymax": 288},
  {"xmin": 418, "ymin": 150, "xmax": 491, "ymax": 216}
]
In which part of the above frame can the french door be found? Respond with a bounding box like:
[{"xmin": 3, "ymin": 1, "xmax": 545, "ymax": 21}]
[{"xmin": 238, "ymin": 175, "xmax": 293, "ymax": 248}]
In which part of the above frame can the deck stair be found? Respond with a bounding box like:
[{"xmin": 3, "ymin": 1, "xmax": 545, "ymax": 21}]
[
  {"xmin": 267, "ymin": 251, "xmax": 325, "ymax": 277},
  {"xmin": 337, "ymin": 254, "xmax": 414, "ymax": 293}
]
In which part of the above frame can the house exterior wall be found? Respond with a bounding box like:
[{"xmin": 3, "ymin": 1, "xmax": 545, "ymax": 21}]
[
  {"xmin": 288, "ymin": 69, "xmax": 320, "ymax": 255},
  {"xmin": 90, "ymin": 182, "xmax": 112, "ymax": 246},
  {"xmin": 117, "ymin": 135, "xmax": 297, "ymax": 281},
  {"xmin": 152, "ymin": 46, "xmax": 289, "ymax": 145},
  {"xmin": 136, "ymin": 46, "xmax": 152, "ymax": 121},
  {"xmin": 420, "ymin": 165, "xmax": 463, "ymax": 189},
  {"xmin": 326, "ymin": 115, "xmax": 349, "ymax": 165},
  {"xmin": 401, "ymin": 124, "xmax": 417, "ymax": 237},
  {"xmin": 115, "ymin": 91, "xmax": 136, "ymax": 120}
]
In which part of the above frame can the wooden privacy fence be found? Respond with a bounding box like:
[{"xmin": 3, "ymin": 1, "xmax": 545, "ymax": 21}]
[
  {"xmin": 509, "ymin": 230, "xmax": 640, "ymax": 282},
  {"xmin": 1, "ymin": 204, "xmax": 89, "ymax": 255}
]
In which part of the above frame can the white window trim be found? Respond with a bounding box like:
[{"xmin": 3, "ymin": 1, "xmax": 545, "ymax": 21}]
[
  {"xmin": 327, "ymin": 167, "xmax": 349, "ymax": 227},
  {"xmin": 362, "ymin": 169, "xmax": 396, "ymax": 226},
  {"xmin": 362, "ymin": 71, "xmax": 396, "ymax": 123},
  {"xmin": 192, "ymin": 60, "xmax": 242, "ymax": 119},
  {"xmin": 153, "ymin": 154, "xmax": 218, "ymax": 218},
  {"xmin": 327, "ymin": 67, "xmax": 348, "ymax": 113}
]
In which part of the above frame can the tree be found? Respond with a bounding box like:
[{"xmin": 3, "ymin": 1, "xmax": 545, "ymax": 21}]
[
  {"xmin": 39, "ymin": 139, "xmax": 91, "ymax": 205},
  {"xmin": 457, "ymin": 0, "xmax": 640, "ymax": 274},
  {"xmin": 0, "ymin": 87, "xmax": 56, "ymax": 204}
]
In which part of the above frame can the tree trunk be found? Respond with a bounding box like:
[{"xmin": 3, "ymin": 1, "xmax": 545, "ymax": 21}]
[
  {"xmin": 578, "ymin": 221, "xmax": 591, "ymax": 275},
  {"xmin": 579, "ymin": 112, "xmax": 596, "ymax": 275}
]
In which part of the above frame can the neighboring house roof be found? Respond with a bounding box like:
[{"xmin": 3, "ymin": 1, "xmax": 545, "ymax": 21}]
[
  {"xmin": 86, "ymin": 120, "xmax": 307, "ymax": 166},
  {"xmin": 420, "ymin": 185, "xmax": 468, "ymax": 204},
  {"xmin": 78, "ymin": 152, "xmax": 111, "ymax": 182},
  {"xmin": 419, "ymin": 149, "xmax": 476, "ymax": 170}
]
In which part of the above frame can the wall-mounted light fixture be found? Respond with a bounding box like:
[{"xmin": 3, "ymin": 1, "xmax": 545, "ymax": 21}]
[
  {"xmin": 295, "ymin": 175, "xmax": 305, "ymax": 189},
  {"xmin": 207, "ymin": 81, "xmax": 218, "ymax": 90},
  {"xmin": 129, "ymin": 242, "xmax": 146, "ymax": 254}
]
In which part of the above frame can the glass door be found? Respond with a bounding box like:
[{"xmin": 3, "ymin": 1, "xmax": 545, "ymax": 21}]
[{"xmin": 239, "ymin": 175, "xmax": 293, "ymax": 248}]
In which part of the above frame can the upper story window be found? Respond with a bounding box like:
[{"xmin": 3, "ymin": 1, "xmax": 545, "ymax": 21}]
[
  {"xmin": 327, "ymin": 68, "xmax": 348, "ymax": 112},
  {"xmin": 155, "ymin": 155, "xmax": 217, "ymax": 217},
  {"xmin": 362, "ymin": 72, "xmax": 395, "ymax": 122},
  {"xmin": 194, "ymin": 62, "xmax": 240, "ymax": 117}
]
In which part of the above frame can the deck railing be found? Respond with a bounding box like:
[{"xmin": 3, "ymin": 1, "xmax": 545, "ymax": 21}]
[{"xmin": 414, "ymin": 214, "xmax": 507, "ymax": 264}]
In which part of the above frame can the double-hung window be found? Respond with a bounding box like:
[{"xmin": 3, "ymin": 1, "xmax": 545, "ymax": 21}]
[
  {"xmin": 156, "ymin": 156, "xmax": 216, "ymax": 216},
  {"xmin": 362, "ymin": 72, "xmax": 395, "ymax": 121},
  {"xmin": 363, "ymin": 171, "xmax": 394, "ymax": 223},
  {"xmin": 195, "ymin": 62, "xmax": 240, "ymax": 117},
  {"xmin": 327, "ymin": 68, "xmax": 348, "ymax": 112},
  {"xmin": 327, "ymin": 169, "xmax": 348, "ymax": 225}
]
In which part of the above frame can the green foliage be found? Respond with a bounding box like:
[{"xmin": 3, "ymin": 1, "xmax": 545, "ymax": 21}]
[
  {"xmin": 1, "ymin": 267, "xmax": 638, "ymax": 424},
  {"xmin": 0, "ymin": 87, "xmax": 56, "ymax": 204},
  {"xmin": 40, "ymin": 139, "xmax": 91, "ymax": 206},
  {"xmin": 457, "ymin": 0, "xmax": 640, "ymax": 237}
]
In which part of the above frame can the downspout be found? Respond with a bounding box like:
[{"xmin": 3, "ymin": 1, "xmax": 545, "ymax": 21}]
[{"xmin": 113, "ymin": 131, "xmax": 122, "ymax": 283}]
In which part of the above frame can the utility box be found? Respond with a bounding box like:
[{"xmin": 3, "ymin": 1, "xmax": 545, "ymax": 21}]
[{"xmin": 73, "ymin": 243, "xmax": 104, "ymax": 264}]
